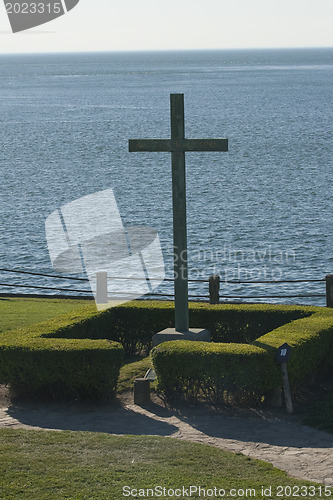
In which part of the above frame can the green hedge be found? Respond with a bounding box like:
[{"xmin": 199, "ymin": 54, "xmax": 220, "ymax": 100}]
[
  {"xmin": 49, "ymin": 301, "xmax": 175, "ymax": 355},
  {"xmin": 186, "ymin": 303, "xmax": 310, "ymax": 343},
  {"xmin": 2, "ymin": 299, "xmax": 331, "ymax": 402},
  {"xmin": 0, "ymin": 306, "xmax": 124, "ymax": 400},
  {"xmin": 53, "ymin": 301, "xmax": 310, "ymax": 355},
  {"xmin": 151, "ymin": 305, "xmax": 333, "ymax": 404}
]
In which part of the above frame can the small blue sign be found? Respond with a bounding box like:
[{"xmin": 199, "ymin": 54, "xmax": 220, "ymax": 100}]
[{"xmin": 275, "ymin": 343, "xmax": 292, "ymax": 364}]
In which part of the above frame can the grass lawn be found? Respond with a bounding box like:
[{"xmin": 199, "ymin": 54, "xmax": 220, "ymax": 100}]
[
  {"xmin": 118, "ymin": 355, "xmax": 154, "ymax": 393},
  {"xmin": 0, "ymin": 429, "xmax": 320, "ymax": 499},
  {"xmin": 0, "ymin": 296, "xmax": 95, "ymax": 333}
]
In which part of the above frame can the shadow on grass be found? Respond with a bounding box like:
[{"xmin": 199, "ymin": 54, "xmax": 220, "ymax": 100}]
[
  {"xmin": 5, "ymin": 389, "xmax": 333, "ymax": 452},
  {"xmin": 6, "ymin": 398, "xmax": 178, "ymax": 436}
]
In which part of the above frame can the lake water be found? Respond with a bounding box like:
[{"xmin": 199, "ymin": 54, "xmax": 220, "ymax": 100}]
[{"xmin": 0, "ymin": 48, "xmax": 333, "ymax": 305}]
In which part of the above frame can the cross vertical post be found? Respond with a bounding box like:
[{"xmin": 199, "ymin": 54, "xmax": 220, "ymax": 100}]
[{"xmin": 170, "ymin": 94, "xmax": 189, "ymax": 331}]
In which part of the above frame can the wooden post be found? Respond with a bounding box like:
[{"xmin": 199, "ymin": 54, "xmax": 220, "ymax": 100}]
[
  {"xmin": 281, "ymin": 363, "xmax": 293, "ymax": 414},
  {"xmin": 275, "ymin": 343, "xmax": 293, "ymax": 414},
  {"xmin": 325, "ymin": 274, "xmax": 333, "ymax": 307},
  {"xmin": 209, "ymin": 275, "xmax": 220, "ymax": 304},
  {"xmin": 170, "ymin": 94, "xmax": 189, "ymax": 331}
]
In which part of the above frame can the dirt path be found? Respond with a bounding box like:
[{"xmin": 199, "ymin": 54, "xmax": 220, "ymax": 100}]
[{"xmin": 1, "ymin": 390, "xmax": 333, "ymax": 486}]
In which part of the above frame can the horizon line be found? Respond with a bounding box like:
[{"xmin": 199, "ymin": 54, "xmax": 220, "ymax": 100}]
[{"xmin": 0, "ymin": 45, "xmax": 333, "ymax": 57}]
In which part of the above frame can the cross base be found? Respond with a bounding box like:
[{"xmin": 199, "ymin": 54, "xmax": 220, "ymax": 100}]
[{"xmin": 152, "ymin": 328, "xmax": 211, "ymax": 347}]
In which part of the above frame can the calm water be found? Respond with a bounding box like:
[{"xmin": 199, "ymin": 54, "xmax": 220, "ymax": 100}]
[{"xmin": 1, "ymin": 48, "xmax": 333, "ymax": 304}]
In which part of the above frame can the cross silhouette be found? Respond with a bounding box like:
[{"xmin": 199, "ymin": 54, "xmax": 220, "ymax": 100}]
[{"xmin": 129, "ymin": 94, "xmax": 228, "ymax": 332}]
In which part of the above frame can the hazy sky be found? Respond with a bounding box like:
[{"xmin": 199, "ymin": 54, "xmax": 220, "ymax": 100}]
[{"xmin": 0, "ymin": 0, "xmax": 332, "ymax": 54}]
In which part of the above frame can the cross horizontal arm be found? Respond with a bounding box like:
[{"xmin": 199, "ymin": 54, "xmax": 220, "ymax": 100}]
[{"xmin": 129, "ymin": 138, "xmax": 228, "ymax": 153}]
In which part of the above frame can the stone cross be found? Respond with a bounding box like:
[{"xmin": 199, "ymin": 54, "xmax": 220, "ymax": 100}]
[{"xmin": 129, "ymin": 93, "xmax": 228, "ymax": 332}]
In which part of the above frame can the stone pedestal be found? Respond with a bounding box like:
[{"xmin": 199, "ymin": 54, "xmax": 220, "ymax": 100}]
[{"xmin": 152, "ymin": 328, "xmax": 211, "ymax": 347}]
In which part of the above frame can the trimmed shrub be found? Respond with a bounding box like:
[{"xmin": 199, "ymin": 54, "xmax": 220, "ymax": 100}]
[
  {"xmin": 2, "ymin": 299, "xmax": 331, "ymax": 403},
  {"xmin": 53, "ymin": 301, "xmax": 310, "ymax": 355},
  {"xmin": 151, "ymin": 340, "xmax": 276, "ymax": 404},
  {"xmin": 187, "ymin": 303, "xmax": 311, "ymax": 343},
  {"xmin": 253, "ymin": 310, "xmax": 333, "ymax": 384},
  {"xmin": 151, "ymin": 305, "xmax": 333, "ymax": 404},
  {"xmin": 48, "ymin": 301, "xmax": 175, "ymax": 355},
  {"xmin": 0, "ymin": 307, "xmax": 124, "ymax": 400}
]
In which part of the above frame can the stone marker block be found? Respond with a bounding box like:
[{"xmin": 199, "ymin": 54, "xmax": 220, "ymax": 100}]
[
  {"xmin": 152, "ymin": 328, "xmax": 211, "ymax": 347},
  {"xmin": 134, "ymin": 378, "xmax": 150, "ymax": 405}
]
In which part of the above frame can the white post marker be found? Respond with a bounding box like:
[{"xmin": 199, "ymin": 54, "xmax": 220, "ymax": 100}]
[{"xmin": 96, "ymin": 271, "xmax": 108, "ymax": 305}]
